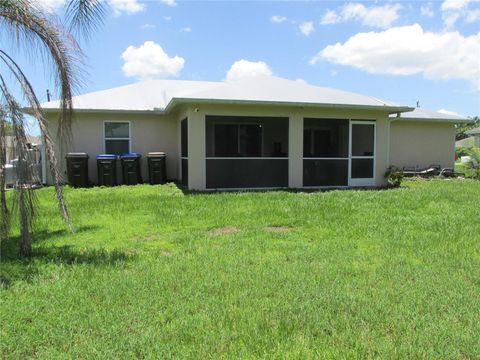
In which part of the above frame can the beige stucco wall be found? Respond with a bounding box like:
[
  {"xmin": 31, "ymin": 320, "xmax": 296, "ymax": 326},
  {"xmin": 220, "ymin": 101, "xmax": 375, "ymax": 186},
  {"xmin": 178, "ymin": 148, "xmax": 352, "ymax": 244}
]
[
  {"xmin": 46, "ymin": 112, "xmax": 179, "ymax": 184},
  {"xmin": 183, "ymin": 103, "xmax": 391, "ymax": 190},
  {"xmin": 389, "ymin": 120, "xmax": 456, "ymax": 169},
  {"xmin": 45, "ymin": 104, "xmax": 395, "ymax": 190}
]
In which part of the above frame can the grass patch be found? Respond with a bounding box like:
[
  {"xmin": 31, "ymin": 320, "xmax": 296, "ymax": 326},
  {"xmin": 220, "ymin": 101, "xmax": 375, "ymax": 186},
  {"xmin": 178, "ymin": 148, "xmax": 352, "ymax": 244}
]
[{"xmin": 1, "ymin": 180, "xmax": 480, "ymax": 358}]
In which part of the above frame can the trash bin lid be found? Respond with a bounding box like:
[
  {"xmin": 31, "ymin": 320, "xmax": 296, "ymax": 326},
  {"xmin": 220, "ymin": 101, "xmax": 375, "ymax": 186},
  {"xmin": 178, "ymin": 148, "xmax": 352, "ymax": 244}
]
[
  {"xmin": 147, "ymin": 152, "xmax": 166, "ymax": 157},
  {"xmin": 96, "ymin": 154, "xmax": 118, "ymax": 160},
  {"xmin": 120, "ymin": 152, "xmax": 141, "ymax": 158},
  {"xmin": 66, "ymin": 152, "xmax": 89, "ymax": 158}
]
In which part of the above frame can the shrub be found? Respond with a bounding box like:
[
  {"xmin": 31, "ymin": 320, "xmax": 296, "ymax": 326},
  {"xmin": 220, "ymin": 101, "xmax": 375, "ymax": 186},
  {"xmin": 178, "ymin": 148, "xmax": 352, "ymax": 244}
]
[
  {"xmin": 456, "ymin": 147, "xmax": 480, "ymax": 162},
  {"xmin": 384, "ymin": 166, "xmax": 404, "ymax": 188}
]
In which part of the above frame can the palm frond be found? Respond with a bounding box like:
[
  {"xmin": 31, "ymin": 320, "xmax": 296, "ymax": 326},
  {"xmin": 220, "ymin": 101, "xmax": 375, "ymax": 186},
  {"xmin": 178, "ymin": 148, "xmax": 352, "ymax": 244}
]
[
  {"xmin": 0, "ymin": 0, "xmax": 83, "ymax": 144},
  {"xmin": 0, "ymin": 49, "xmax": 72, "ymax": 232},
  {"xmin": 65, "ymin": 0, "xmax": 106, "ymax": 39},
  {"xmin": 0, "ymin": 109, "xmax": 10, "ymax": 243},
  {"xmin": 0, "ymin": 73, "xmax": 37, "ymax": 255}
]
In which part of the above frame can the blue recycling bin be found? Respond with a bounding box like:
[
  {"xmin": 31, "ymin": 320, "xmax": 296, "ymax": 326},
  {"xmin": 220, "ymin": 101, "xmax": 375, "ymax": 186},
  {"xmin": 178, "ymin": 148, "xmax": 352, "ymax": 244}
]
[
  {"xmin": 96, "ymin": 154, "xmax": 118, "ymax": 186},
  {"xmin": 120, "ymin": 153, "xmax": 142, "ymax": 185}
]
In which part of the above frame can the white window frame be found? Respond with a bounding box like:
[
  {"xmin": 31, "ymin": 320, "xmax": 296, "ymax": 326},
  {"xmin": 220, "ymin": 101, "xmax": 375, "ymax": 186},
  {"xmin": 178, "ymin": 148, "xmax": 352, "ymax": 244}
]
[
  {"xmin": 349, "ymin": 120, "xmax": 376, "ymax": 187},
  {"xmin": 103, "ymin": 121, "xmax": 131, "ymax": 154}
]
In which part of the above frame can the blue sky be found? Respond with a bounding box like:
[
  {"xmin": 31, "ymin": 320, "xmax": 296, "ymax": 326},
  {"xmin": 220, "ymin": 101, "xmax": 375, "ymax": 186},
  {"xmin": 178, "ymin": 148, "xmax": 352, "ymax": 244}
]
[{"xmin": 18, "ymin": 0, "xmax": 480, "ymax": 134}]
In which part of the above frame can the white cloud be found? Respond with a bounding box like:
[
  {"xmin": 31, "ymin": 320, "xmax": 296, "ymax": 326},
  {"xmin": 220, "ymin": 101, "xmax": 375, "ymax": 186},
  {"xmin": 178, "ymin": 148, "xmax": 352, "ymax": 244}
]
[
  {"xmin": 164, "ymin": 16, "xmax": 172, "ymax": 21},
  {"xmin": 443, "ymin": 12, "xmax": 461, "ymax": 27},
  {"xmin": 438, "ymin": 109, "xmax": 462, "ymax": 116},
  {"xmin": 108, "ymin": 0, "xmax": 145, "ymax": 15},
  {"xmin": 270, "ymin": 15, "xmax": 287, "ymax": 23},
  {"xmin": 466, "ymin": 8, "xmax": 480, "ymax": 22},
  {"xmin": 141, "ymin": 23, "xmax": 156, "ymax": 29},
  {"xmin": 441, "ymin": 0, "xmax": 480, "ymax": 27},
  {"xmin": 420, "ymin": 3, "xmax": 435, "ymax": 17},
  {"xmin": 121, "ymin": 41, "xmax": 185, "ymax": 80},
  {"xmin": 32, "ymin": 0, "xmax": 66, "ymax": 12},
  {"xmin": 299, "ymin": 21, "xmax": 314, "ymax": 36},
  {"xmin": 441, "ymin": 0, "xmax": 471, "ymax": 11},
  {"xmin": 160, "ymin": 0, "xmax": 177, "ymax": 7},
  {"xmin": 180, "ymin": 27, "xmax": 192, "ymax": 32},
  {"xmin": 311, "ymin": 24, "xmax": 480, "ymax": 90},
  {"xmin": 320, "ymin": 10, "xmax": 340, "ymax": 25},
  {"xmin": 319, "ymin": 2, "xmax": 402, "ymax": 29},
  {"xmin": 226, "ymin": 60, "xmax": 273, "ymax": 82}
]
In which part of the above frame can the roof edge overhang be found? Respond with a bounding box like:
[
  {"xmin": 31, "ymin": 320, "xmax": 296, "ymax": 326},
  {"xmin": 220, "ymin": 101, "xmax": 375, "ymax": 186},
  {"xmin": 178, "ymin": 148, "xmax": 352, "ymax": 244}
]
[
  {"xmin": 390, "ymin": 116, "xmax": 474, "ymax": 124},
  {"xmin": 164, "ymin": 98, "xmax": 414, "ymax": 114},
  {"xmin": 37, "ymin": 98, "xmax": 414, "ymax": 116},
  {"xmin": 40, "ymin": 108, "xmax": 159, "ymax": 115}
]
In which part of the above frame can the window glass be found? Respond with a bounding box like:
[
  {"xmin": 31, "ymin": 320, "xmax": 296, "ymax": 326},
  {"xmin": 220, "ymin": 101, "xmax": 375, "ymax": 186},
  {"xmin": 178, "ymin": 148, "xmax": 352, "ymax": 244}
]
[
  {"xmin": 304, "ymin": 119, "xmax": 349, "ymax": 158},
  {"xmin": 105, "ymin": 122, "xmax": 129, "ymax": 138},
  {"xmin": 352, "ymin": 124, "xmax": 374, "ymax": 156},
  {"xmin": 105, "ymin": 139, "xmax": 129, "ymax": 155}
]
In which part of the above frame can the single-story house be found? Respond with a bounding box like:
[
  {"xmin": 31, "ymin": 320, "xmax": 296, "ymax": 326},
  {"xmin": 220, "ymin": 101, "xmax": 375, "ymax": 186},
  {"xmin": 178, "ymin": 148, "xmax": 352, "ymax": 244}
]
[{"xmin": 41, "ymin": 76, "xmax": 471, "ymax": 190}]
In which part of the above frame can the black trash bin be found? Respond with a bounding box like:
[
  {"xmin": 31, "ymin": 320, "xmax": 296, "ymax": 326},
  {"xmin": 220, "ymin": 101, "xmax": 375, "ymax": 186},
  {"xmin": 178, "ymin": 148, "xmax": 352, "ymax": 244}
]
[
  {"xmin": 147, "ymin": 152, "xmax": 167, "ymax": 185},
  {"xmin": 66, "ymin": 152, "xmax": 89, "ymax": 187},
  {"xmin": 96, "ymin": 154, "xmax": 118, "ymax": 186},
  {"xmin": 120, "ymin": 153, "xmax": 142, "ymax": 185}
]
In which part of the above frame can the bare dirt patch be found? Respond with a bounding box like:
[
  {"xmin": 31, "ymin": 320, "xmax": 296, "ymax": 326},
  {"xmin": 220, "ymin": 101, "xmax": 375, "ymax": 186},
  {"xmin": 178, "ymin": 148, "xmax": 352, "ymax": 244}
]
[
  {"xmin": 135, "ymin": 235, "xmax": 159, "ymax": 242},
  {"xmin": 209, "ymin": 226, "xmax": 239, "ymax": 237},
  {"xmin": 265, "ymin": 226, "xmax": 291, "ymax": 233}
]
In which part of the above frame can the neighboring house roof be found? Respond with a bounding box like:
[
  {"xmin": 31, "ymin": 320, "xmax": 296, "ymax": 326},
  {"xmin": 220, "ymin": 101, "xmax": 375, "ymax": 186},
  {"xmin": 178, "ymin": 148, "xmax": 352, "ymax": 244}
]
[
  {"xmin": 390, "ymin": 107, "xmax": 472, "ymax": 123},
  {"xmin": 455, "ymin": 137, "xmax": 476, "ymax": 148},
  {"xmin": 41, "ymin": 76, "xmax": 412, "ymax": 114},
  {"xmin": 466, "ymin": 127, "xmax": 480, "ymax": 135}
]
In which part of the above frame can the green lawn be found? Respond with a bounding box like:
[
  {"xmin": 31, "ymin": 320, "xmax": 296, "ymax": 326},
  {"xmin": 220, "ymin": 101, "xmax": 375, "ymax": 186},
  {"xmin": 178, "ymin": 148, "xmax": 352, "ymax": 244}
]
[{"xmin": 1, "ymin": 179, "xmax": 480, "ymax": 359}]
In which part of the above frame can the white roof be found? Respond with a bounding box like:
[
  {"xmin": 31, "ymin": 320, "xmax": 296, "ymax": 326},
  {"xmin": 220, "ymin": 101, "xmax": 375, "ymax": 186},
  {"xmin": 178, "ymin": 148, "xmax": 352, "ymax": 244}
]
[
  {"xmin": 42, "ymin": 76, "xmax": 411, "ymax": 113},
  {"xmin": 391, "ymin": 107, "xmax": 472, "ymax": 123},
  {"xmin": 466, "ymin": 127, "xmax": 480, "ymax": 135}
]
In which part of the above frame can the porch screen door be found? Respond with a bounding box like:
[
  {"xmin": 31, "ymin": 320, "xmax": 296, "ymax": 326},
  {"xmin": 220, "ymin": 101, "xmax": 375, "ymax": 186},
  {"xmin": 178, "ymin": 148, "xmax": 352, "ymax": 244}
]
[{"xmin": 350, "ymin": 121, "xmax": 375, "ymax": 186}]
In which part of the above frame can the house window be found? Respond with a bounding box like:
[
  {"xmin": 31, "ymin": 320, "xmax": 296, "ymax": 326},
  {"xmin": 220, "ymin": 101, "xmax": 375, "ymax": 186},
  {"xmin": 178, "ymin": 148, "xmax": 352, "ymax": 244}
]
[
  {"xmin": 214, "ymin": 124, "xmax": 262, "ymax": 157},
  {"xmin": 104, "ymin": 122, "xmax": 130, "ymax": 155}
]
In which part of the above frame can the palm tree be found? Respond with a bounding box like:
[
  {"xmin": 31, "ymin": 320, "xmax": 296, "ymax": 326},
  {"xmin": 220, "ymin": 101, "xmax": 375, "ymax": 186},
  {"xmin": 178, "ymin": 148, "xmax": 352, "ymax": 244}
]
[{"xmin": 0, "ymin": 0, "xmax": 105, "ymax": 255}]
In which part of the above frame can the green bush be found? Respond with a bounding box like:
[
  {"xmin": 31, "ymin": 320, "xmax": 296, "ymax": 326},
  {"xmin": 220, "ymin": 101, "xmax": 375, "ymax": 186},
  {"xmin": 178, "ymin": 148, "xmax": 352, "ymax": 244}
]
[
  {"xmin": 455, "ymin": 147, "xmax": 480, "ymax": 180},
  {"xmin": 384, "ymin": 165, "xmax": 404, "ymax": 187},
  {"xmin": 456, "ymin": 147, "xmax": 480, "ymax": 162}
]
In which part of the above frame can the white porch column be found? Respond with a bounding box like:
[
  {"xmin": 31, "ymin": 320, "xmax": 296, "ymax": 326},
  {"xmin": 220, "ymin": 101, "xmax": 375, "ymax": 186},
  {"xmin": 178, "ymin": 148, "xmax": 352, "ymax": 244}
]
[
  {"xmin": 289, "ymin": 114, "xmax": 303, "ymax": 188},
  {"xmin": 187, "ymin": 109, "xmax": 206, "ymax": 190}
]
